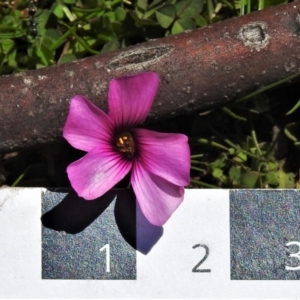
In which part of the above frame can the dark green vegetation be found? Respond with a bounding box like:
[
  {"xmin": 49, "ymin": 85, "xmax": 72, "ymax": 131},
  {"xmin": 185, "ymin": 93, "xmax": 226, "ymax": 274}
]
[
  {"xmin": 2, "ymin": 0, "xmax": 300, "ymax": 189},
  {"xmin": 1, "ymin": 0, "xmax": 235, "ymax": 72},
  {"xmin": 0, "ymin": 0, "xmax": 288, "ymax": 73}
]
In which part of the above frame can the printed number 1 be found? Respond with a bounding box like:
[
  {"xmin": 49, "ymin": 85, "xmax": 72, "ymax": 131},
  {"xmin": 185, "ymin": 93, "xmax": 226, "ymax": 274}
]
[
  {"xmin": 100, "ymin": 244, "xmax": 110, "ymax": 273},
  {"xmin": 285, "ymin": 241, "xmax": 300, "ymax": 271}
]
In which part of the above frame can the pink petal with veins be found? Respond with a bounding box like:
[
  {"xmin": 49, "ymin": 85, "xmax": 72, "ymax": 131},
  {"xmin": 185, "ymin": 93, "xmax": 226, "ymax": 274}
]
[
  {"xmin": 108, "ymin": 72, "xmax": 159, "ymax": 128},
  {"xmin": 67, "ymin": 146, "xmax": 132, "ymax": 200},
  {"xmin": 131, "ymin": 162, "xmax": 185, "ymax": 226},
  {"xmin": 133, "ymin": 129, "xmax": 190, "ymax": 186},
  {"xmin": 63, "ymin": 95, "xmax": 113, "ymax": 152}
]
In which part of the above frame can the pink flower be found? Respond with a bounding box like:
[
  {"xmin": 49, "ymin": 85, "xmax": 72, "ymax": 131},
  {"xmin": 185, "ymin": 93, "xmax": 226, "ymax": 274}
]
[{"xmin": 63, "ymin": 72, "xmax": 190, "ymax": 226}]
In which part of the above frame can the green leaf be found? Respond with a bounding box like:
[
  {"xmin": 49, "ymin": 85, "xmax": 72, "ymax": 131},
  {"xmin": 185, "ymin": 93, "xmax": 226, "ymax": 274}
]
[
  {"xmin": 63, "ymin": 0, "xmax": 77, "ymax": 4},
  {"xmin": 277, "ymin": 170, "xmax": 295, "ymax": 188},
  {"xmin": 101, "ymin": 39, "xmax": 120, "ymax": 53},
  {"xmin": 104, "ymin": 11, "xmax": 116, "ymax": 23},
  {"xmin": 109, "ymin": 22, "xmax": 124, "ymax": 36},
  {"xmin": 35, "ymin": 10, "xmax": 52, "ymax": 36},
  {"xmin": 228, "ymin": 148, "xmax": 235, "ymax": 155},
  {"xmin": 73, "ymin": 39, "xmax": 86, "ymax": 53},
  {"xmin": 143, "ymin": 1, "xmax": 165, "ymax": 19},
  {"xmin": 171, "ymin": 18, "xmax": 195, "ymax": 35},
  {"xmin": 0, "ymin": 25, "xmax": 25, "ymax": 39},
  {"xmin": 129, "ymin": 11, "xmax": 156, "ymax": 27},
  {"xmin": 233, "ymin": 151, "xmax": 247, "ymax": 163},
  {"xmin": 58, "ymin": 53, "xmax": 77, "ymax": 64},
  {"xmin": 193, "ymin": 15, "xmax": 207, "ymax": 27},
  {"xmin": 240, "ymin": 171, "xmax": 261, "ymax": 188},
  {"xmin": 36, "ymin": 37, "xmax": 54, "ymax": 66},
  {"xmin": 229, "ymin": 166, "xmax": 242, "ymax": 185},
  {"xmin": 209, "ymin": 153, "xmax": 227, "ymax": 169},
  {"xmin": 115, "ymin": 7, "xmax": 127, "ymax": 22},
  {"xmin": 266, "ymin": 161, "xmax": 278, "ymax": 172},
  {"xmin": 175, "ymin": 0, "xmax": 204, "ymax": 19},
  {"xmin": 0, "ymin": 46, "xmax": 5, "ymax": 66},
  {"xmin": 207, "ymin": 0, "xmax": 215, "ymax": 20},
  {"xmin": 53, "ymin": 4, "xmax": 65, "ymax": 19},
  {"xmin": 97, "ymin": 31, "xmax": 113, "ymax": 43},
  {"xmin": 71, "ymin": 35, "xmax": 99, "ymax": 56},
  {"xmin": 7, "ymin": 49, "xmax": 17, "ymax": 68},
  {"xmin": 36, "ymin": 63, "xmax": 47, "ymax": 69},
  {"xmin": 44, "ymin": 29, "xmax": 62, "ymax": 42},
  {"xmin": 137, "ymin": 0, "xmax": 148, "ymax": 10},
  {"xmin": 148, "ymin": 0, "xmax": 165, "ymax": 9},
  {"xmin": 0, "ymin": 39, "xmax": 15, "ymax": 54},
  {"xmin": 156, "ymin": 5, "xmax": 176, "ymax": 28},
  {"xmin": 212, "ymin": 167, "xmax": 223, "ymax": 179},
  {"xmin": 258, "ymin": 0, "xmax": 288, "ymax": 10},
  {"xmin": 264, "ymin": 172, "xmax": 278, "ymax": 186}
]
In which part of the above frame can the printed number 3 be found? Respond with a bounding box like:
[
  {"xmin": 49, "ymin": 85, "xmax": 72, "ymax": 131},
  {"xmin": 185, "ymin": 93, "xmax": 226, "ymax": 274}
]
[
  {"xmin": 192, "ymin": 244, "xmax": 211, "ymax": 273},
  {"xmin": 285, "ymin": 241, "xmax": 300, "ymax": 271}
]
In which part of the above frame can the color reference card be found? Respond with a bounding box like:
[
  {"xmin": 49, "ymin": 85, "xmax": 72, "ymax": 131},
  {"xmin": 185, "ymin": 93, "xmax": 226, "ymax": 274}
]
[{"xmin": 1, "ymin": 188, "xmax": 300, "ymax": 298}]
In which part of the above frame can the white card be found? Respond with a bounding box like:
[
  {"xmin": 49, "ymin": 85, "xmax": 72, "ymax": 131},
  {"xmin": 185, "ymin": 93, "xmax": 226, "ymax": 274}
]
[{"xmin": 1, "ymin": 188, "xmax": 300, "ymax": 298}]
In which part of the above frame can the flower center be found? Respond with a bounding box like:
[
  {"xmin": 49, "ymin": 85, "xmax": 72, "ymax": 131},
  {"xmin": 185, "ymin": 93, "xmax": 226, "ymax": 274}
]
[{"xmin": 115, "ymin": 131, "xmax": 135, "ymax": 158}]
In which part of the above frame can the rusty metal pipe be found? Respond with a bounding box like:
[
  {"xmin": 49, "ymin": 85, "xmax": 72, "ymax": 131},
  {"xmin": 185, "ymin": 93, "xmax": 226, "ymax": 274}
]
[{"xmin": 1, "ymin": 3, "xmax": 300, "ymax": 152}]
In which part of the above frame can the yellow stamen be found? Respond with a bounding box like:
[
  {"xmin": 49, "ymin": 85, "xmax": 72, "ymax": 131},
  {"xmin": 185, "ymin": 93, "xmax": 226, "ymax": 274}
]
[{"xmin": 115, "ymin": 131, "xmax": 135, "ymax": 157}]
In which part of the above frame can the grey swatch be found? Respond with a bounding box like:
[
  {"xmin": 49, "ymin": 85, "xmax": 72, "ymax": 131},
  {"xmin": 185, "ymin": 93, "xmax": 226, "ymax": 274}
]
[
  {"xmin": 230, "ymin": 189, "xmax": 300, "ymax": 280},
  {"xmin": 42, "ymin": 190, "xmax": 136, "ymax": 279}
]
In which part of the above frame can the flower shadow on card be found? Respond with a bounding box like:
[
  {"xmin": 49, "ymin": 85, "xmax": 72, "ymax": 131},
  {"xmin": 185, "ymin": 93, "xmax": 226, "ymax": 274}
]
[
  {"xmin": 135, "ymin": 200, "xmax": 164, "ymax": 255},
  {"xmin": 41, "ymin": 189, "xmax": 116, "ymax": 234},
  {"xmin": 41, "ymin": 188, "xmax": 163, "ymax": 253},
  {"xmin": 114, "ymin": 189, "xmax": 163, "ymax": 255}
]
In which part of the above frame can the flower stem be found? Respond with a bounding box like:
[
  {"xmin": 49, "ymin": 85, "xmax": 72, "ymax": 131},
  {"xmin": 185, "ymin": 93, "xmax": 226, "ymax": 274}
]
[
  {"xmin": 191, "ymin": 166, "xmax": 206, "ymax": 173},
  {"xmin": 11, "ymin": 165, "xmax": 31, "ymax": 187},
  {"xmin": 191, "ymin": 154, "xmax": 204, "ymax": 159},
  {"xmin": 197, "ymin": 138, "xmax": 229, "ymax": 151},
  {"xmin": 190, "ymin": 178, "xmax": 219, "ymax": 188}
]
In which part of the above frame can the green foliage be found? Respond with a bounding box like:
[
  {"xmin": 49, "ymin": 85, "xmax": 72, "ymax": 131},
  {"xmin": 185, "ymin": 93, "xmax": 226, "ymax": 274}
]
[
  {"xmin": 1, "ymin": 0, "xmax": 286, "ymax": 74},
  {"xmin": 237, "ymin": 0, "xmax": 288, "ymax": 15},
  {"xmin": 156, "ymin": 5, "xmax": 175, "ymax": 28},
  {"xmin": 190, "ymin": 74, "xmax": 300, "ymax": 189}
]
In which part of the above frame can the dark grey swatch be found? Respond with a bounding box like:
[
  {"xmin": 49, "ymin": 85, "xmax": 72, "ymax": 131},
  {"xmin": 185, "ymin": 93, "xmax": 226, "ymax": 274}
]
[
  {"xmin": 42, "ymin": 190, "xmax": 136, "ymax": 279},
  {"xmin": 230, "ymin": 189, "xmax": 300, "ymax": 280}
]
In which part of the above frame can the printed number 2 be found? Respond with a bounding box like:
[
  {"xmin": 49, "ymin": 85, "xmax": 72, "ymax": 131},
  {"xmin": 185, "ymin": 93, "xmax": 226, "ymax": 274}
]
[
  {"xmin": 285, "ymin": 241, "xmax": 300, "ymax": 271},
  {"xmin": 100, "ymin": 244, "xmax": 110, "ymax": 273},
  {"xmin": 192, "ymin": 244, "xmax": 211, "ymax": 273}
]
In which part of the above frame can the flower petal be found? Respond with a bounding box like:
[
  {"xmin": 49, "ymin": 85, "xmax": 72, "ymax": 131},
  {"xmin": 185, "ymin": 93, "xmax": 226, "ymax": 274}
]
[
  {"xmin": 63, "ymin": 95, "xmax": 113, "ymax": 152},
  {"xmin": 108, "ymin": 72, "xmax": 159, "ymax": 128},
  {"xmin": 67, "ymin": 146, "xmax": 132, "ymax": 200},
  {"xmin": 133, "ymin": 129, "xmax": 190, "ymax": 186},
  {"xmin": 131, "ymin": 162, "xmax": 185, "ymax": 226}
]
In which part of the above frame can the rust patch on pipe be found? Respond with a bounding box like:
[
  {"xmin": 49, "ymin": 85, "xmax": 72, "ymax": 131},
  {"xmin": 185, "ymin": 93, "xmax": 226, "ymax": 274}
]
[
  {"xmin": 237, "ymin": 21, "xmax": 270, "ymax": 51},
  {"xmin": 106, "ymin": 45, "xmax": 174, "ymax": 71}
]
